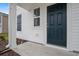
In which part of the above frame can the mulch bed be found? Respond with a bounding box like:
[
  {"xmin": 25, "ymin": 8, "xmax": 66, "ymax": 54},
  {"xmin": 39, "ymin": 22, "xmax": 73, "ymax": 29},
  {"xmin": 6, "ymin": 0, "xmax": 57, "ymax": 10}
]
[
  {"xmin": 17, "ymin": 38, "xmax": 27, "ymax": 45},
  {"xmin": 0, "ymin": 38, "xmax": 27, "ymax": 56}
]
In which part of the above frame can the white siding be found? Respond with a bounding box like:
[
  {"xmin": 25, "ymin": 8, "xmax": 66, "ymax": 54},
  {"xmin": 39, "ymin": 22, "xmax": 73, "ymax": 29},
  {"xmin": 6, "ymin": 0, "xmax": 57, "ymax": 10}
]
[
  {"xmin": 16, "ymin": 6, "xmax": 33, "ymax": 40},
  {"xmin": 69, "ymin": 4, "xmax": 79, "ymax": 51},
  {"xmin": 16, "ymin": 6, "xmax": 45, "ymax": 43}
]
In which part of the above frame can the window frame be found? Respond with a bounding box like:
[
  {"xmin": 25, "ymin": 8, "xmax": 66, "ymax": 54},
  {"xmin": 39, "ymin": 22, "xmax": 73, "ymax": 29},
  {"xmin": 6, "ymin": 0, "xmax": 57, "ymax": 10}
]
[
  {"xmin": 34, "ymin": 17, "xmax": 40, "ymax": 26},
  {"xmin": 34, "ymin": 8, "xmax": 40, "ymax": 17},
  {"xmin": 17, "ymin": 14, "xmax": 22, "ymax": 31},
  {"xmin": 34, "ymin": 8, "xmax": 40, "ymax": 27}
]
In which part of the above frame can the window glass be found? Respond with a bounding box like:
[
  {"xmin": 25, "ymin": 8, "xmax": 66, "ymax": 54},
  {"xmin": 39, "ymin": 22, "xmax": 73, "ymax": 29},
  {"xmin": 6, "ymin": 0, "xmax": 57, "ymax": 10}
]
[
  {"xmin": 17, "ymin": 14, "xmax": 21, "ymax": 31},
  {"xmin": 34, "ymin": 8, "xmax": 40, "ymax": 16},
  {"xmin": 34, "ymin": 18, "xmax": 40, "ymax": 26},
  {"xmin": 34, "ymin": 8, "xmax": 40, "ymax": 27}
]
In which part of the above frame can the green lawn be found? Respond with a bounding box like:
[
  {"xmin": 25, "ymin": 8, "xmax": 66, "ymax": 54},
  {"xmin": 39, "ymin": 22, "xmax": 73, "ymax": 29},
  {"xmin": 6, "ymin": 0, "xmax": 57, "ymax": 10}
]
[{"xmin": 0, "ymin": 33, "xmax": 8, "ymax": 41}]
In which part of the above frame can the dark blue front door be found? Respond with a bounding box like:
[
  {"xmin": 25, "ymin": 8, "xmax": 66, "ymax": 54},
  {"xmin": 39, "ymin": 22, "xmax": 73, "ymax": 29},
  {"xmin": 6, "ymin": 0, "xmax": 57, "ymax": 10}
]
[{"xmin": 47, "ymin": 3, "xmax": 67, "ymax": 47}]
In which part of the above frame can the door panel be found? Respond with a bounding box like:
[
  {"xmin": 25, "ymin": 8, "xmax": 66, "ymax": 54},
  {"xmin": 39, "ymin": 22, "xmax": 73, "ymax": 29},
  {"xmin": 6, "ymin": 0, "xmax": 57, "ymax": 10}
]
[
  {"xmin": 57, "ymin": 13, "xmax": 62, "ymax": 25},
  {"xmin": 50, "ymin": 14, "xmax": 54, "ymax": 25},
  {"xmin": 47, "ymin": 3, "xmax": 67, "ymax": 47}
]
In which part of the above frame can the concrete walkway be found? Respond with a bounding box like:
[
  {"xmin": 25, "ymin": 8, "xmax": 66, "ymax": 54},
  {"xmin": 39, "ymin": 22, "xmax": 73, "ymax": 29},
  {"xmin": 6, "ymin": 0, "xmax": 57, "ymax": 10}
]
[{"xmin": 12, "ymin": 42, "xmax": 79, "ymax": 56}]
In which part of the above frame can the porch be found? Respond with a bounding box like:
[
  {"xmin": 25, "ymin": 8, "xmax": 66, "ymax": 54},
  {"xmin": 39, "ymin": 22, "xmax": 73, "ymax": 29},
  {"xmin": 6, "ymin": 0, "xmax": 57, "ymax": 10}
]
[{"xmin": 12, "ymin": 42, "xmax": 79, "ymax": 56}]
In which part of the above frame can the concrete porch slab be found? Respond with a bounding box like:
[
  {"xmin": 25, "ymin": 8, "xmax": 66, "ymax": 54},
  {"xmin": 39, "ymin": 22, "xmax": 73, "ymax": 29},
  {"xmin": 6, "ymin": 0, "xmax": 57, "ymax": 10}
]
[{"xmin": 12, "ymin": 42, "xmax": 79, "ymax": 56}]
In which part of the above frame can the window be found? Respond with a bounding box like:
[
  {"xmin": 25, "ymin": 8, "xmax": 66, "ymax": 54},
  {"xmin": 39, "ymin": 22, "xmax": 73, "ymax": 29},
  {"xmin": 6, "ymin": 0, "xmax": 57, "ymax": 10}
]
[
  {"xmin": 34, "ymin": 17, "xmax": 40, "ymax": 26},
  {"xmin": 34, "ymin": 8, "xmax": 40, "ymax": 16},
  {"xmin": 17, "ymin": 14, "xmax": 22, "ymax": 31},
  {"xmin": 34, "ymin": 8, "xmax": 40, "ymax": 26}
]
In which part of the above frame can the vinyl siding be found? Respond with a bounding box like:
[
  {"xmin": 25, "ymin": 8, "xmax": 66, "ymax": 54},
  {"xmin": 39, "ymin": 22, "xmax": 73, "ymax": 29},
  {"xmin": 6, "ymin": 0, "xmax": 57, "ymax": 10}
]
[
  {"xmin": 70, "ymin": 4, "xmax": 79, "ymax": 51},
  {"xmin": 2, "ymin": 16, "xmax": 8, "ymax": 33}
]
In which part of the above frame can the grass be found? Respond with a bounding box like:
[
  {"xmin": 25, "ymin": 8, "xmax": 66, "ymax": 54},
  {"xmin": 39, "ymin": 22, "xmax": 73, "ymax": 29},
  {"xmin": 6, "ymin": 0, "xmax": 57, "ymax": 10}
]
[{"xmin": 0, "ymin": 33, "xmax": 8, "ymax": 41}]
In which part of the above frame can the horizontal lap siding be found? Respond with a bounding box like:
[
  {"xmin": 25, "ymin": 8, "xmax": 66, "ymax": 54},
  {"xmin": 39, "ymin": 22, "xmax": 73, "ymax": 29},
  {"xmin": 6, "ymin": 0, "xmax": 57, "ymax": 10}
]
[
  {"xmin": 71, "ymin": 4, "xmax": 79, "ymax": 51},
  {"xmin": 2, "ymin": 16, "xmax": 8, "ymax": 33}
]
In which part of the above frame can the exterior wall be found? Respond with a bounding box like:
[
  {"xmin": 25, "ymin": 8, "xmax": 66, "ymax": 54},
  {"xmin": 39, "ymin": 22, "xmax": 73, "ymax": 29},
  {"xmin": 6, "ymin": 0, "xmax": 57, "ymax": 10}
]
[
  {"xmin": 2, "ymin": 16, "xmax": 8, "ymax": 33},
  {"xmin": 16, "ymin": 6, "xmax": 33, "ymax": 40},
  {"xmin": 16, "ymin": 3, "xmax": 79, "ymax": 51},
  {"xmin": 0, "ymin": 12, "xmax": 8, "ymax": 33},
  {"xmin": 16, "ymin": 4, "xmax": 53, "ymax": 44},
  {"xmin": 67, "ymin": 4, "xmax": 79, "ymax": 51}
]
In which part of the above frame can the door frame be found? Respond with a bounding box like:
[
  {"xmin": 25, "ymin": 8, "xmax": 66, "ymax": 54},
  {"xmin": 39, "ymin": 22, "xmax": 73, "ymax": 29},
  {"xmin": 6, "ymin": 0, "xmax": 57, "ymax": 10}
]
[{"xmin": 47, "ymin": 3, "xmax": 67, "ymax": 47}]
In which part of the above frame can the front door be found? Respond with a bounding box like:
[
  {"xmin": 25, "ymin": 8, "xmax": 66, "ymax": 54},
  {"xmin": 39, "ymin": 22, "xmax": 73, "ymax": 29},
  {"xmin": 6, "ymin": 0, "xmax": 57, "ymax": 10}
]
[{"xmin": 47, "ymin": 3, "xmax": 67, "ymax": 47}]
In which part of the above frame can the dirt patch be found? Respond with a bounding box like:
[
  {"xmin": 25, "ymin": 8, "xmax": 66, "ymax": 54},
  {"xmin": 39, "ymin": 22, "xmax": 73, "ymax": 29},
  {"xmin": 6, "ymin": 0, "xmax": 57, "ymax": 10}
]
[{"xmin": 0, "ymin": 39, "xmax": 27, "ymax": 56}]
